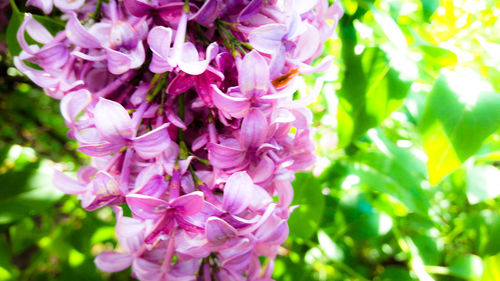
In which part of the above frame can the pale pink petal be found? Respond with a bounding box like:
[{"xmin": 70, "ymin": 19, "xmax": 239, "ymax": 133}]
[
  {"xmin": 207, "ymin": 142, "xmax": 246, "ymax": 170},
  {"xmin": 106, "ymin": 48, "xmax": 132, "ymax": 75},
  {"xmin": 95, "ymin": 252, "xmax": 133, "ymax": 272},
  {"xmin": 94, "ymin": 98, "xmax": 133, "ymax": 142},
  {"xmin": 126, "ymin": 194, "xmax": 169, "ymax": 219},
  {"xmin": 170, "ymin": 191, "xmax": 204, "ymax": 216},
  {"xmin": 240, "ymin": 108, "xmax": 268, "ymax": 149},
  {"xmin": 52, "ymin": 170, "xmax": 86, "ymax": 194},
  {"xmin": 206, "ymin": 217, "xmax": 237, "ymax": 246},
  {"xmin": 132, "ymin": 124, "xmax": 171, "ymax": 159},
  {"xmin": 238, "ymin": 50, "xmax": 269, "ymax": 97},
  {"xmin": 60, "ymin": 89, "xmax": 91, "ymax": 123},
  {"xmin": 248, "ymin": 24, "xmax": 287, "ymax": 54},
  {"xmin": 222, "ymin": 172, "xmax": 254, "ymax": 214},
  {"xmin": 211, "ymin": 85, "xmax": 250, "ymax": 119},
  {"xmin": 66, "ymin": 13, "xmax": 101, "ymax": 49}
]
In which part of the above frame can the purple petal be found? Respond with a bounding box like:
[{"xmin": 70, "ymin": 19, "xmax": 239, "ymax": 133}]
[
  {"xmin": 298, "ymin": 55, "xmax": 333, "ymax": 74},
  {"xmin": 133, "ymin": 174, "xmax": 167, "ymax": 198},
  {"xmin": 249, "ymin": 155, "xmax": 275, "ymax": 184},
  {"xmin": 94, "ymin": 98, "xmax": 133, "ymax": 142},
  {"xmin": 248, "ymin": 24, "xmax": 287, "ymax": 54},
  {"xmin": 132, "ymin": 258, "xmax": 162, "ymax": 281},
  {"xmin": 26, "ymin": 0, "xmax": 53, "ymax": 14},
  {"xmin": 90, "ymin": 171, "xmax": 121, "ymax": 198},
  {"xmin": 60, "ymin": 89, "xmax": 91, "ymax": 123},
  {"xmin": 128, "ymin": 43, "xmax": 146, "ymax": 69},
  {"xmin": 145, "ymin": 214, "xmax": 175, "ymax": 243},
  {"xmin": 238, "ymin": 0, "xmax": 263, "ymax": 22},
  {"xmin": 273, "ymin": 180, "xmax": 293, "ymax": 208},
  {"xmin": 167, "ymin": 72, "xmax": 196, "ymax": 96},
  {"xmin": 177, "ymin": 42, "xmax": 215, "ymax": 75},
  {"xmin": 170, "ymin": 191, "xmax": 204, "ymax": 216},
  {"xmin": 66, "ymin": 13, "xmax": 101, "ymax": 49},
  {"xmin": 77, "ymin": 142, "xmax": 124, "ymax": 157},
  {"xmin": 106, "ymin": 48, "xmax": 132, "ymax": 75},
  {"xmin": 158, "ymin": 3, "xmax": 197, "ymax": 24},
  {"xmin": 126, "ymin": 194, "xmax": 169, "ymax": 219},
  {"xmin": 192, "ymin": 0, "xmax": 222, "ymax": 26},
  {"xmin": 52, "ymin": 170, "xmax": 86, "ymax": 194},
  {"xmin": 34, "ymin": 44, "xmax": 69, "ymax": 70},
  {"xmin": 123, "ymin": 0, "xmax": 153, "ymax": 17},
  {"xmin": 222, "ymin": 172, "xmax": 254, "ymax": 214},
  {"xmin": 53, "ymin": 0, "xmax": 84, "ymax": 11},
  {"xmin": 211, "ymin": 86, "xmax": 250, "ymax": 119},
  {"xmin": 206, "ymin": 217, "xmax": 237, "ymax": 246},
  {"xmin": 25, "ymin": 15, "xmax": 53, "ymax": 44},
  {"xmin": 148, "ymin": 26, "xmax": 172, "ymax": 60},
  {"xmin": 238, "ymin": 50, "xmax": 269, "ymax": 97},
  {"xmin": 132, "ymin": 124, "xmax": 171, "ymax": 159},
  {"xmin": 195, "ymin": 66, "xmax": 224, "ymax": 106},
  {"xmin": 291, "ymin": 23, "xmax": 320, "ymax": 62},
  {"xmin": 95, "ymin": 252, "xmax": 133, "ymax": 272},
  {"xmin": 207, "ymin": 142, "xmax": 246, "ymax": 170},
  {"xmin": 240, "ymin": 108, "xmax": 268, "ymax": 148}
]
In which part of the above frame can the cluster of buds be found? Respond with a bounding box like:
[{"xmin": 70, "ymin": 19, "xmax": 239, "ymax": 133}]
[{"xmin": 15, "ymin": 0, "xmax": 342, "ymax": 280}]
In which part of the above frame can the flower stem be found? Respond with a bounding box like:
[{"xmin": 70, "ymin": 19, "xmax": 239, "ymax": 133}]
[{"xmin": 90, "ymin": 0, "xmax": 103, "ymax": 21}]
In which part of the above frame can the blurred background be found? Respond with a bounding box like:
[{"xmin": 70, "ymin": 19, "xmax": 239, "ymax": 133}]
[{"xmin": 1, "ymin": 0, "xmax": 500, "ymax": 280}]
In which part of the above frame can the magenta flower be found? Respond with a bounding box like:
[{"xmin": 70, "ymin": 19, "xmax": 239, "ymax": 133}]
[
  {"xmin": 16, "ymin": 0, "xmax": 343, "ymax": 278},
  {"xmin": 77, "ymin": 98, "xmax": 171, "ymax": 159}
]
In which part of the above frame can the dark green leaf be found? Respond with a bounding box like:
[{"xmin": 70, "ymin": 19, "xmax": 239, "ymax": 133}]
[{"xmin": 421, "ymin": 0, "xmax": 441, "ymax": 21}]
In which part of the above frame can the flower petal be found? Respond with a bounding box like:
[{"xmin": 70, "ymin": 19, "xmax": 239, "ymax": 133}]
[
  {"xmin": 52, "ymin": 170, "xmax": 86, "ymax": 194},
  {"xmin": 211, "ymin": 85, "xmax": 250, "ymax": 119},
  {"xmin": 106, "ymin": 48, "xmax": 132, "ymax": 75},
  {"xmin": 60, "ymin": 89, "xmax": 91, "ymax": 123},
  {"xmin": 222, "ymin": 172, "xmax": 254, "ymax": 214},
  {"xmin": 95, "ymin": 252, "xmax": 133, "ymax": 272},
  {"xmin": 238, "ymin": 50, "xmax": 269, "ymax": 97},
  {"xmin": 94, "ymin": 98, "xmax": 133, "ymax": 142},
  {"xmin": 248, "ymin": 24, "xmax": 287, "ymax": 54},
  {"xmin": 240, "ymin": 108, "xmax": 268, "ymax": 148},
  {"xmin": 126, "ymin": 194, "xmax": 169, "ymax": 219},
  {"xmin": 170, "ymin": 191, "xmax": 204, "ymax": 216},
  {"xmin": 206, "ymin": 216, "xmax": 238, "ymax": 246},
  {"xmin": 132, "ymin": 124, "xmax": 171, "ymax": 159},
  {"xmin": 66, "ymin": 13, "xmax": 101, "ymax": 49},
  {"xmin": 207, "ymin": 142, "xmax": 246, "ymax": 170}
]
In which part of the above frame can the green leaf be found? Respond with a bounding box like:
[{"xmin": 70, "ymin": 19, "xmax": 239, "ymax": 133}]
[
  {"xmin": 351, "ymin": 130, "xmax": 430, "ymax": 216},
  {"xmin": 449, "ymin": 254, "xmax": 483, "ymax": 280},
  {"xmin": 0, "ymin": 158, "xmax": 63, "ymax": 224},
  {"xmin": 420, "ymin": 45, "xmax": 458, "ymax": 68},
  {"xmin": 337, "ymin": 43, "xmax": 412, "ymax": 147},
  {"xmin": 419, "ymin": 71, "xmax": 500, "ymax": 185},
  {"xmin": 288, "ymin": 173, "xmax": 325, "ymax": 240},
  {"xmin": 6, "ymin": 0, "xmax": 24, "ymax": 57},
  {"xmin": 482, "ymin": 253, "xmax": 500, "ymax": 281},
  {"xmin": 421, "ymin": 0, "xmax": 441, "ymax": 22},
  {"xmin": 466, "ymin": 165, "xmax": 500, "ymax": 204},
  {"xmin": 411, "ymin": 234, "xmax": 441, "ymax": 266}
]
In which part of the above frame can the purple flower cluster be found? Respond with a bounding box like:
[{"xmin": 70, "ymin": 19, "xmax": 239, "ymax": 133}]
[{"xmin": 15, "ymin": 0, "xmax": 342, "ymax": 280}]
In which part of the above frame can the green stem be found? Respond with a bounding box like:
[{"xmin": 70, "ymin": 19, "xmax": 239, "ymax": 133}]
[
  {"xmin": 90, "ymin": 0, "xmax": 103, "ymax": 21},
  {"xmin": 147, "ymin": 74, "xmax": 167, "ymax": 102},
  {"xmin": 424, "ymin": 265, "xmax": 451, "ymax": 275}
]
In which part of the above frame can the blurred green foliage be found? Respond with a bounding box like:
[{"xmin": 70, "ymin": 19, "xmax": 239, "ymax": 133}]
[{"xmin": 1, "ymin": 0, "xmax": 500, "ymax": 280}]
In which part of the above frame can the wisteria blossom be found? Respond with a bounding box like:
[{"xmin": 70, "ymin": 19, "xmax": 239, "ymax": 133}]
[{"xmin": 15, "ymin": 0, "xmax": 343, "ymax": 279}]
